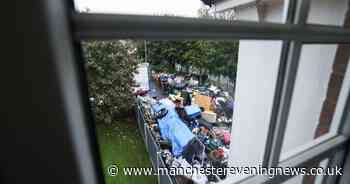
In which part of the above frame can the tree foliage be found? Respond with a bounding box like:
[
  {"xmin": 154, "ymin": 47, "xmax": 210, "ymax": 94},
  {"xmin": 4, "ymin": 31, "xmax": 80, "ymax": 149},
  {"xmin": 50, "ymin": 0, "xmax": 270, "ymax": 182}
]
[
  {"xmin": 135, "ymin": 8, "xmax": 239, "ymax": 84},
  {"xmin": 83, "ymin": 41, "xmax": 138, "ymax": 124},
  {"xmin": 82, "ymin": 8, "xmax": 239, "ymax": 124},
  {"xmin": 136, "ymin": 39, "xmax": 238, "ymax": 83}
]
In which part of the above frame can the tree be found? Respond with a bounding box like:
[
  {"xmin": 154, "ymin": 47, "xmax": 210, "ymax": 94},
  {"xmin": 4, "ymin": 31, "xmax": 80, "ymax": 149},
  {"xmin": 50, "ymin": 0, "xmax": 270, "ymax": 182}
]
[
  {"xmin": 136, "ymin": 40, "xmax": 190, "ymax": 73},
  {"xmin": 137, "ymin": 39, "xmax": 238, "ymax": 84},
  {"xmin": 134, "ymin": 8, "xmax": 239, "ymax": 85},
  {"xmin": 83, "ymin": 41, "xmax": 138, "ymax": 124}
]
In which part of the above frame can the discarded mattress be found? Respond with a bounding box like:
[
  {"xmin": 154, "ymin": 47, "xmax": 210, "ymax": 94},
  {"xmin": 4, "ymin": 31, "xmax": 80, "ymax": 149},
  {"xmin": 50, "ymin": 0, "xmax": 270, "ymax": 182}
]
[{"xmin": 152, "ymin": 101, "xmax": 195, "ymax": 156}]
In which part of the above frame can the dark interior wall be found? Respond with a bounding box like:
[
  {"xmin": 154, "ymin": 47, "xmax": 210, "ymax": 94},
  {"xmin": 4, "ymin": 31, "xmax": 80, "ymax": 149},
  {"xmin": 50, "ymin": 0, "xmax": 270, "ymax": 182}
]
[{"xmin": 4, "ymin": 1, "xmax": 101, "ymax": 184}]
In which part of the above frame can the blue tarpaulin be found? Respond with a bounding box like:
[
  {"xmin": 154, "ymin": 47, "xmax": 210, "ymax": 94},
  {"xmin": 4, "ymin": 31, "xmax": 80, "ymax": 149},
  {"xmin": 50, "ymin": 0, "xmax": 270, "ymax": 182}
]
[{"xmin": 152, "ymin": 100, "xmax": 194, "ymax": 156}]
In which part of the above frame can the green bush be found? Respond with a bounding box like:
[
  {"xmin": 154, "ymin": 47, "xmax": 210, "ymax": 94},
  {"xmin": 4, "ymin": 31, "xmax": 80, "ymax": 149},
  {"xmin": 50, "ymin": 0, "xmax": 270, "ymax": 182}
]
[{"xmin": 83, "ymin": 41, "xmax": 138, "ymax": 124}]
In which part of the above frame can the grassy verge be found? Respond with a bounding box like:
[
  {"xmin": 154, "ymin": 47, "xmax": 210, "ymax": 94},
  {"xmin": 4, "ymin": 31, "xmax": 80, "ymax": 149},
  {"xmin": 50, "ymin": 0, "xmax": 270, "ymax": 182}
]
[{"xmin": 96, "ymin": 118, "xmax": 157, "ymax": 184}]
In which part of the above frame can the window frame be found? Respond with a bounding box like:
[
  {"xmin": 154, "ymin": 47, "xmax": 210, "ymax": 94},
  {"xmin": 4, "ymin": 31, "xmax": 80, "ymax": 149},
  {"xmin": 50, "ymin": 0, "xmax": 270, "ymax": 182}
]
[{"xmin": 69, "ymin": 0, "xmax": 350, "ymax": 183}]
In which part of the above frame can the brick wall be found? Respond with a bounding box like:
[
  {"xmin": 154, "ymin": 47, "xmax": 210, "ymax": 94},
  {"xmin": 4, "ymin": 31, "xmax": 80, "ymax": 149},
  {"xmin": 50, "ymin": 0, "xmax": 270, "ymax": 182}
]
[
  {"xmin": 303, "ymin": 2, "xmax": 349, "ymax": 184},
  {"xmin": 314, "ymin": 2, "xmax": 350, "ymax": 138}
]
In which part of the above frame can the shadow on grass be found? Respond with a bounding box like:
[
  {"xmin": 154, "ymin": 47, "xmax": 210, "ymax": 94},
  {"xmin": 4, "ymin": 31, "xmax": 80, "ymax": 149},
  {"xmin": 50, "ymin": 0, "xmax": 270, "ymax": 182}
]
[{"xmin": 96, "ymin": 118, "xmax": 157, "ymax": 184}]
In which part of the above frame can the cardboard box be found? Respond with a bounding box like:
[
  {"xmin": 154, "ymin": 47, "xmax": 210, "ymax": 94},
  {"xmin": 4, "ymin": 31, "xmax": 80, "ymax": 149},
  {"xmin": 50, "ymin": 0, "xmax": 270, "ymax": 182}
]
[
  {"xmin": 201, "ymin": 111, "xmax": 217, "ymax": 123},
  {"xmin": 194, "ymin": 94, "xmax": 212, "ymax": 112}
]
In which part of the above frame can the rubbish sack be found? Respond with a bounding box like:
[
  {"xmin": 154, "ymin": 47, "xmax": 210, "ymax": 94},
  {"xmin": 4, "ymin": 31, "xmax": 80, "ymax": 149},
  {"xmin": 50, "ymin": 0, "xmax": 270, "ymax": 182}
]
[
  {"xmin": 182, "ymin": 138, "xmax": 205, "ymax": 164},
  {"xmin": 223, "ymin": 132, "xmax": 230, "ymax": 145},
  {"xmin": 171, "ymin": 157, "xmax": 208, "ymax": 184}
]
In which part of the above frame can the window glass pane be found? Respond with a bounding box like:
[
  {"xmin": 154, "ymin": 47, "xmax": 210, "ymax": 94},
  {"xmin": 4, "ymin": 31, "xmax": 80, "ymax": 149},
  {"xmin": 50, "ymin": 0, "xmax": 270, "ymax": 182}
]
[
  {"xmin": 214, "ymin": 0, "xmax": 287, "ymax": 23},
  {"xmin": 82, "ymin": 40, "xmax": 158, "ymax": 183},
  {"xmin": 307, "ymin": 0, "xmax": 349, "ymax": 27},
  {"xmin": 83, "ymin": 39, "xmax": 239, "ymax": 183},
  {"xmin": 280, "ymin": 44, "xmax": 350, "ymax": 161},
  {"xmin": 81, "ymin": 39, "xmax": 284, "ymax": 183},
  {"xmin": 74, "ymin": 0, "xmax": 287, "ymax": 22},
  {"xmin": 227, "ymin": 40, "xmax": 282, "ymax": 180},
  {"xmin": 282, "ymin": 158, "xmax": 330, "ymax": 184},
  {"xmin": 74, "ymin": 0, "xmax": 203, "ymax": 17}
]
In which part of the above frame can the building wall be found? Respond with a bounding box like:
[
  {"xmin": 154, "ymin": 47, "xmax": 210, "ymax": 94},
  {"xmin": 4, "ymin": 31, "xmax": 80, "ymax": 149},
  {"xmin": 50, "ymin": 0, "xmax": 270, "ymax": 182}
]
[
  {"xmin": 215, "ymin": 0, "xmax": 286, "ymax": 23},
  {"xmin": 234, "ymin": 5, "xmax": 259, "ymax": 21},
  {"xmin": 228, "ymin": 41, "xmax": 282, "ymax": 183},
  {"xmin": 281, "ymin": 45, "xmax": 338, "ymax": 158},
  {"xmin": 224, "ymin": 0, "xmax": 349, "ymax": 183},
  {"xmin": 263, "ymin": 0, "xmax": 286, "ymax": 22},
  {"xmin": 281, "ymin": 0, "xmax": 349, "ymax": 158},
  {"xmin": 215, "ymin": 0, "xmax": 256, "ymax": 12},
  {"xmin": 308, "ymin": 0, "xmax": 348, "ymax": 26},
  {"xmin": 227, "ymin": 3, "xmax": 284, "ymax": 182}
]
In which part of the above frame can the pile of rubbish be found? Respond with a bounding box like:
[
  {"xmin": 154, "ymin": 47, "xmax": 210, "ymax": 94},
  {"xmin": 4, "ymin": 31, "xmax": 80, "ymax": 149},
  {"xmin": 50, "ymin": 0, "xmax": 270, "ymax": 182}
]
[
  {"xmin": 152, "ymin": 73, "xmax": 199, "ymax": 94},
  {"xmin": 136, "ymin": 74, "xmax": 234, "ymax": 183},
  {"xmin": 152, "ymin": 72, "xmax": 234, "ymax": 124}
]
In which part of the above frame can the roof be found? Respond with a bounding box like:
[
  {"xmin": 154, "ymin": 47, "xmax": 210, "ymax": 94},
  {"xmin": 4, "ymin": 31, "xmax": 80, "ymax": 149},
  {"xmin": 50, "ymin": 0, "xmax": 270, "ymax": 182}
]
[
  {"xmin": 204, "ymin": 0, "xmax": 283, "ymax": 12},
  {"xmin": 201, "ymin": 0, "xmax": 224, "ymax": 7},
  {"xmin": 201, "ymin": 0, "xmax": 256, "ymax": 9}
]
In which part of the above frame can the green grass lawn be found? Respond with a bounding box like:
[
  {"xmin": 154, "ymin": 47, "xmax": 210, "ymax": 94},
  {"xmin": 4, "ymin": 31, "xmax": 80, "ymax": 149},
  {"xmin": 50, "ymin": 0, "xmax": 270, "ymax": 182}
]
[{"xmin": 96, "ymin": 118, "xmax": 157, "ymax": 184}]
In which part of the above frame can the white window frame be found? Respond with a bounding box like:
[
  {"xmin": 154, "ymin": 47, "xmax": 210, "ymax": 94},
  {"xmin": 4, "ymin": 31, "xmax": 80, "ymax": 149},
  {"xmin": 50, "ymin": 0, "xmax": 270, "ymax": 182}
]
[{"xmin": 70, "ymin": 0, "xmax": 350, "ymax": 183}]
